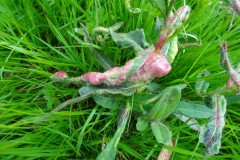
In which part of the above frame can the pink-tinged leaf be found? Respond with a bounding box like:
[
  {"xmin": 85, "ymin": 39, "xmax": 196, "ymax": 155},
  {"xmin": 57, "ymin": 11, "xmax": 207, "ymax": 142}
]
[
  {"xmin": 199, "ymin": 95, "xmax": 227, "ymax": 155},
  {"xmin": 155, "ymin": 5, "xmax": 191, "ymax": 52},
  {"xmin": 157, "ymin": 141, "xmax": 174, "ymax": 160},
  {"xmin": 232, "ymin": 0, "xmax": 240, "ymax": 15},
  {"xmin": 220, "ymin": 41, "xmax": 240, "ymax": 93},
  {"xmin": 165, "ymin": 5, "xmax": 191, "ymax": 35}
]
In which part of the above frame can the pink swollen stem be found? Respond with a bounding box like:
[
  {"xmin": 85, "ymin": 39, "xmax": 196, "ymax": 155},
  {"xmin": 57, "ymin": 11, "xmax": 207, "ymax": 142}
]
[{"xmin": 81, "ymin": 52, "xmax": 171, "ymax": 86}]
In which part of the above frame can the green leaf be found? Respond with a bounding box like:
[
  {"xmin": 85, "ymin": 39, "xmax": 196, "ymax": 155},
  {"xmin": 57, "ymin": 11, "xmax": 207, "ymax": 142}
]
[
  {"xmin": 150, "ymin": 0, "xmax": 167, "ymax": 17},
  {"xmin": 96, "ymin": 103, "xmax": 131, "ymax": 160},
  {"xmin": 93, "ymin": 94, "xmax": 120, "ymax": 109},
  {"xmin": 151, "ymin": 121, "xmax": 171, "ymax": 145},
  {"xmin": 136, "ymin": 116, "xmax": 148, "ymax": 131},
  {"xmin": 109, "ymin": 28, "xmax": 150, "ymax": 53},
  {"xmin": 148, "ymin": 86, "xmax": 182, "ymax": 121},
  {"xmin": 174, "ymin": 101, "xmax": 215, "ymax": 118},
  {"xmin": 133, "ymin": 84, "xmax": 186, "ymax": 114}
]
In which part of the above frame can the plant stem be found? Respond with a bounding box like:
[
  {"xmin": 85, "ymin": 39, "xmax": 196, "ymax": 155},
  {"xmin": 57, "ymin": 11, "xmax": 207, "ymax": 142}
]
[{"xmin": 35, "ymin": 94, "xmax": 91, "ymax": 123}]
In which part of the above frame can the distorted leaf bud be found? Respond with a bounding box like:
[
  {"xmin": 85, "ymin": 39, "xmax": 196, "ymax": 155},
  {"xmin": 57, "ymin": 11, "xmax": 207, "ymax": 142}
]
[
  {"xmin": 155, "ymin": 5, "xmax": 191, "ymax": 52},
  {"xmin": 166, "ymin": 5, "xmax": 191, "ymax": 36}
]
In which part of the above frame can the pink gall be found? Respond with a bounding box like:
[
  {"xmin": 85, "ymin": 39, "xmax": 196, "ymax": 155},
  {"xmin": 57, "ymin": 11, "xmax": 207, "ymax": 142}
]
[{"xmin": 81, "ymin": 51, "xmax": 171, "ymax": 86}]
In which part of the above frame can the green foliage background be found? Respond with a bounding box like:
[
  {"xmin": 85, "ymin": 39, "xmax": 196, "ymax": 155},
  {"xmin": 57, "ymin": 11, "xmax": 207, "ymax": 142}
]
[{"xmin": 0, "ymin": 0, "xmax": 240, "ymax": 159}]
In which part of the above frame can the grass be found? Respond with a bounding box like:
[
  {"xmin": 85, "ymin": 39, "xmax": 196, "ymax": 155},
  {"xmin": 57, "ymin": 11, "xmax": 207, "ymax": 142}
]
[{"xmin": 0, "ymin": 0, "xmax": 240, "ymax": 159}]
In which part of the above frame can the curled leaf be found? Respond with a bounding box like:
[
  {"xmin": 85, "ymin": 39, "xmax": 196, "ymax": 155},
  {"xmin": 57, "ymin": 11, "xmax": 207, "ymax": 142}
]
[
  {"xmin": 161, "ymin": 36, "xmax": 178, "ymax": 63},
  {"xmin": 79, "ymin": 83, "xmax": 146, "ymax": 97},
  {"xmin": 199, "ymin": 95, "xmax": 227, "ymax": 155},
  {"xmin": 165, "ymin": 6, "xmax": 191, "ymax": 36},
  {"xmin": 109, "ymin": 28, "xmax": 150, "ymax": 53},
  {"xmin": 167, "ymin": 37, "xmax": 178, "ymax": 63},
  {"xmin": 125, "ymin": 0, "xmax": 141, "ymax": 13},
  {"xmin": 155, "ymin": 5, "xmax": 191, "ymax": 52},
  {"xmin": 92, "ymin": 22, "xmax": 124, "ymax": 44}
]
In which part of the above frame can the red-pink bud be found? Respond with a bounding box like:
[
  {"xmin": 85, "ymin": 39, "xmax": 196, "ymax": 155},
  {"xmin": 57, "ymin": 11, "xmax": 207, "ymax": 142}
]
[{"xmin": 55, "ymin": 71, "xmax": 68, "ymax": 79}]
